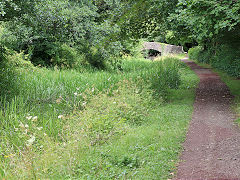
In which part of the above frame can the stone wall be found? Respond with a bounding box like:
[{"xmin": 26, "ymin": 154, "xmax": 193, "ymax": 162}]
[{"xmin": 142, "ymin": 42, "xmax": 184, "ymax": 55}]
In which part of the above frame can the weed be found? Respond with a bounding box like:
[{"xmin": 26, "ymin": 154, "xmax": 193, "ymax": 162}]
[{"xmin": 0, "ymin": 55, "xmax": 199, "ymax": 179}]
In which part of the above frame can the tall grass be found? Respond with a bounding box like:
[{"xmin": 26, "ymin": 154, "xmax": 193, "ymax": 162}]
[{"xmin": 0, "ymin": 56, "xmax": 198, "ymax": 179}]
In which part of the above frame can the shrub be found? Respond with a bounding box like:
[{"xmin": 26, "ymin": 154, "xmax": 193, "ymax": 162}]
[
  {"xmin": 81, "ymin": 45, "xmax": 107, "ymax": 69},
  {"xmin": 0, "ymin": 47, "xmax": 21, "ymax": 98},
  {"xmin": 52, "ymin": 44, "xmax": 82, "ymax": 69},
  {"xmin": 211, "ymin": 45, "xmax": 240, "ymax": 77},
  {"xmin": 189, "ymin": 45, "xmax": 240, "ymax": 78},
  {"xmin": 6, "ymin": 49, "xmax": 34, "ymax": 69},
  {"xmin": 28, "ymin": 41, "xmax": 85, "ymax": 69},
  {"xmin": 121, "ymin": 39, "xmax": 145, "ymax": 58},
  {"xmin": 188, "ymin": 46, "xmax": 202, "ymax": 61}
]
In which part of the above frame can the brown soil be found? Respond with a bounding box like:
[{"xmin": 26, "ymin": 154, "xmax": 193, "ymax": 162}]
[{"xmin": 175, "ymin": 58, "xmax": 240, "ymax": 180}]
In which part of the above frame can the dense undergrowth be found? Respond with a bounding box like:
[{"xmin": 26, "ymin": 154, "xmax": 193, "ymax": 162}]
[
  {"xmin": 188, "ymin": 46, "xmax": 240, "ymax": 78},
  {"xmin": 0, "ymin": 55, "xmax": 199, "ymax": 179}
]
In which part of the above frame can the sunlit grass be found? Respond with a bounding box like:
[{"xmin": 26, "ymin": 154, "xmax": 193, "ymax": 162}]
[
  {"xmin": 217, "ymin": 72, "xmax": 240, "ymax": 126},
  {"xmin": 0, "ymin": 55, "xmax": 199, "ymax": 179}
]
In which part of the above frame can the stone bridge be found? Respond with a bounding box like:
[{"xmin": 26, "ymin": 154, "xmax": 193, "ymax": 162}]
[{"xmin": 142, "ymin": 42, "xmax": 184, "ymax": 56}]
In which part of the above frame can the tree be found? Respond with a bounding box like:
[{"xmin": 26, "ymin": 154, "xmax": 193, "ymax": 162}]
[{"xmin": 170, "ymin": 0, "xmax": 240, "ymax": 45}]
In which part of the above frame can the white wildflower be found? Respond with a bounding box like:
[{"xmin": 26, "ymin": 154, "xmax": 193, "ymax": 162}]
[
  {"xmin": 26, "ymin": 135, "xmax": 35, "ymax": 146},
  {"xmin": 19, "ymin": 122, "xmax": 25, "ymax": 128},
  {"xmin": 56, "ymin": 98, "xmax": 62, "ymax": 104},
  {"xmin": 25, "ymin": 124, "xmax": 29, "ymax": 128},
  {"xmin": 24, "ymin": 129, "xmax": 28, "ymax": 135},
  {"xmin": 36, "ymin": 127, "xmax": 43, "ymax": 131},
  {"xmin": 32, "ymin": 116, "xmax": 38, "ymax": 121},
  {"xmin": 76, "ymin": 88, "xmax": 80, "ymax": 91},
  {"xmin": 26, "ymin": 116, "xmax": 32, "ymax": 120},
  {"xmin": 82, "ymin": 101, "xmax": 87, "ymax": 106},
  {"xmin": 92, "ymin": 88, "xmax": 95, "ymax": 92},
  {"xmin": 58, "ymin": 115, "xmax": 64, "ymax": 119},
  {"xmin": 74, "ymin": 92, "xmax": 78, "ymax": 96}
]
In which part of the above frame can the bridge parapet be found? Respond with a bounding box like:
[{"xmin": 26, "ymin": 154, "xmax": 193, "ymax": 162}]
[{"xmin": 143, "ymin": 42, "xmax": 184, "ymax": 55}]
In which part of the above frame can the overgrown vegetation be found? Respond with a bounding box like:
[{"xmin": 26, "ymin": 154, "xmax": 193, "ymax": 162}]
[
  {"xmin": 1, "ymin": 0, "xmax": 239, "ymax": 178},
  {"xmin": 189, "ymin": 45, "xmax": 240, "ymax": 78},
  {"xmin": 1, "ymin": 0, "xmax": 239, "ymax": 73},
  {"xmin": 0, "ymin": 0, "xmax": 125, "ymax": 69},
  {"xmin": 178, "ymin": 0, "xmax": 240, "ymax": 77},
  {"xmin": 0, "ymin": 54, "xmax": 199, "ymax": 179}
]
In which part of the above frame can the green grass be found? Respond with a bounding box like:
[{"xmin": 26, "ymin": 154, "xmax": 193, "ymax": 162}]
[
  {"xmin": 0, "ymin": 56, "xmax": 199, "ymax": 179},
  {"xmin": 217, "ymin": 72, "xmax": 240, "ymax": 125}
]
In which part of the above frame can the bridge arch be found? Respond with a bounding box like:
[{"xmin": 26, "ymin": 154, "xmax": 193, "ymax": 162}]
[{"xmin": 142, "ymin": 42, "xmax": 184, "ymax": 58}]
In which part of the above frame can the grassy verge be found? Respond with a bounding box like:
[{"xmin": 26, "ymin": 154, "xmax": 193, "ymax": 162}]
[
  {"xmin": 217, "ymin": 72, "xmax": 240, "ymax": 125},
  {"xmin": 0, "ymin": 56, "xmax": 199, "ymax": 179}
]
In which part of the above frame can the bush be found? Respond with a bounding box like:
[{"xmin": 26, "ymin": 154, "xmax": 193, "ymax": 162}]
[
  {"xmin": 211, "ymin": 45, "xmax": 240, "ymax": 77},
  {"xmin": 0, "ymin": 47, "xmax": 21, "ymax": 98},
  {"xmin": 80, "ymin": 45, "xmax": 107, "ymax": 69},
  {"xmin": 28, "ymin": 41, "xmax": 85, "ymax": 69},
  {"xmin": 189, "ymin": 45, "xmax": 240, "ymax": 78},
  {"xmin": 188, "ymin": 46, "xmax": 202, "ymax": 61},
  {"xmin": 121, "ymin": 39, "xmax": 145, "ymax": 58},
  {"xmin": 6, "ymin": 49, "xmax": 34, "ymax": 69},
  {"xmin": 52, "ymin": 44, "xmax": 83, "ymax": 69}
]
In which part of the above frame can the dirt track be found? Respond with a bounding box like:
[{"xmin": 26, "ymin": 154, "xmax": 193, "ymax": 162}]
[{"xmin": 175, "ymin": 58, "xmax": 240, "ymax": 180}]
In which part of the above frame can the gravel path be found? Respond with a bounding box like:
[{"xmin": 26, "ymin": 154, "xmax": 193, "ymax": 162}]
[{"xmin": 175, "ymin": 58, "xmax": 240, "ymax": 180}]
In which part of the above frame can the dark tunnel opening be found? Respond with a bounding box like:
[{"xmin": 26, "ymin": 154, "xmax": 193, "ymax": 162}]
[{"xmin": 143, "ymin": 49, "xmax": 161, "ymax": 60}]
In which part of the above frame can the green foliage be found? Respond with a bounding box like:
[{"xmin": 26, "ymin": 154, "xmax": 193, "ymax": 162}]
[
  {"xmin": 29, "ymin": 43, "xmax": 84, "ymax": 69},
  {"xmin": 188, "ymin": 46, "xmax": 202, "ymax": 62},
  {"xmin": 170, "ymin": 0, "xmax": 240, "ymax": 75},
  {"xmin": 216, "ymin": 71, "xmax": 240, "ymax": 127},
  {"xmin": 52, "ymin": 44, "xmax": 79, "ymax": 68},
  {"xmin": 0, "ymin": 47, "xmax": 21, "ymax": 98},
  {"xmin": 147, "ymin": 58, "xmax": 181, "ymax": 97},
  {"xmin": 117, "ymin": 0, "xmax": 178, "ymax": 40},
  {"xmin": 189, "ymin": 45, "xmax": 240, "ymax": 78},
  {"xmin": 170, "ymin": 0, "xmax": 240, "ymax": 42},
  {"xmin": 0, "ymin": 0, "xmax": 19, "ymax": 18},
  {"xmin": 6, "ymin": 49, "xmax": 34, "ymax": 69},
  {"xmin": 1, "ymin": 0, "xmax": 240, "ymax": 72},
  {"xmin": 211, "ymin": 45, "xmax": 240, "ymax": 77},
  {"xmin": 82, "ymin": 45, "xmax": 107, "ymax": 69},
  {"xmin": 0, "ymin": 55, "xmax": 199, "ymax": 179},
  {"xmin": 1, "ymin": 0, "xmax": 123, "ymax": 69}
]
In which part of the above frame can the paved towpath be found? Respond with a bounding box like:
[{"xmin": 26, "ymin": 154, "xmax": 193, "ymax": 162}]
[{"xmin": 175, "ymin": 58, "xmax": 240, "ymax": 179}]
